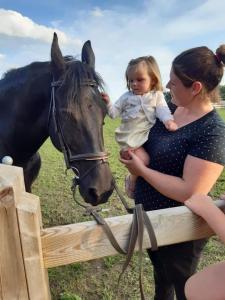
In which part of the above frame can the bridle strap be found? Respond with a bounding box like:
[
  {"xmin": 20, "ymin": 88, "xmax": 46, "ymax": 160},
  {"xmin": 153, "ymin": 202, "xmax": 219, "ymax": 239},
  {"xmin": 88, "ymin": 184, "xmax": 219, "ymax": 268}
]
[
  {"xmin": 69, "ymin": 152, "xmax": 108, "ymax": 162},
  {"xmin": 50, "ymin": 80, "xmax": 158, "ymax": 298},
  {"xmin": 49, "ymin": 80, "xmax": 108, "ymax": 179}
]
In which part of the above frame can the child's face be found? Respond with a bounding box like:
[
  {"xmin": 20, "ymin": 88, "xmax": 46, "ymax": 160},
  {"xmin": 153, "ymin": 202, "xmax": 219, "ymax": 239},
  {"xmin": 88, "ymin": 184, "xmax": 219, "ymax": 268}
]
[{"xmin": 128, "ymin": 64, "xmax": 152, "ymax": 95}]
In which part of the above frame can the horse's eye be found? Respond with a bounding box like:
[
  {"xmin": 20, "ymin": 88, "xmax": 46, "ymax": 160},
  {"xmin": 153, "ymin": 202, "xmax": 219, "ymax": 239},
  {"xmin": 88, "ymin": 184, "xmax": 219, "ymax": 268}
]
[{"xmin": 88, "ymin": 104, "xmax": 92, "ymax": 109}]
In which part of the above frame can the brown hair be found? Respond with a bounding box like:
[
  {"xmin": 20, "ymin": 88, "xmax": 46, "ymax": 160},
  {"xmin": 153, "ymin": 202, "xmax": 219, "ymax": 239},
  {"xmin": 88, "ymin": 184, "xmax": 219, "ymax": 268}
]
[
  {"xmin": 172, "ymin": 45, "xmax": 225, "ymax": 102},
  {"xmin": 125, "ymin": 56, "xmax": 163, "ymax": 91}
]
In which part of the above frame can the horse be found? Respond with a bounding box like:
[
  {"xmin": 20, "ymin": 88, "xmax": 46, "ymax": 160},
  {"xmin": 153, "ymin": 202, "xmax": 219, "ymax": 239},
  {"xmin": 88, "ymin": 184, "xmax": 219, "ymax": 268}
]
[{"xmin": 0, "ymin": 33, "xmax": 114, "ymax": 206}]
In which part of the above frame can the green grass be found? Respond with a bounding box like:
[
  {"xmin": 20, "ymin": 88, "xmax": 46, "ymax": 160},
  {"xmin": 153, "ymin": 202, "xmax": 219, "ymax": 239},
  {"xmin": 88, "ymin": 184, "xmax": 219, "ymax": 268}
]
[{"xmin": 32, "ymin": 111, "xmax": 225, "ymax": 300}]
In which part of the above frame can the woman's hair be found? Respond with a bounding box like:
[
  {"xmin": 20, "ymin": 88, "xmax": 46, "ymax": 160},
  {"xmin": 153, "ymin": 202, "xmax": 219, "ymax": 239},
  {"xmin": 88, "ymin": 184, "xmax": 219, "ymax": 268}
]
[
  {"xmin": 125, "ymin": 56, "xmax": 163, "ymax": 91},
  {"xmin": 172, "ymin": 45, "xmax": 225, "ymax": 102}
]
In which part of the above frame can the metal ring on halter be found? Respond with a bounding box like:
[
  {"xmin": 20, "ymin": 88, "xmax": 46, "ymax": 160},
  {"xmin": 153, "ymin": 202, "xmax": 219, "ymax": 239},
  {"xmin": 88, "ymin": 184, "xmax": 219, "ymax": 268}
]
[{"xmin": 70, "ymin": 166, "xmax": 80, "ymax": 179}]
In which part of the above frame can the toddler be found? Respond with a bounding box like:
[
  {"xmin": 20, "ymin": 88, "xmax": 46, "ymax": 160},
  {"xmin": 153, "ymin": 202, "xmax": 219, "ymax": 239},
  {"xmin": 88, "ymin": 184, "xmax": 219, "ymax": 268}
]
[{"xmin": 102, "ymin": 56, "xmax": 177, "ymax": 198}]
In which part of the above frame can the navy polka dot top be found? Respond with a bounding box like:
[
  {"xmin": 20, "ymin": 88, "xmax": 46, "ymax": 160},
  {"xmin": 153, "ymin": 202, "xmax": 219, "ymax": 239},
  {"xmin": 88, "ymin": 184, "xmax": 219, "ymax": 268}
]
[{"xmin": 135, "ymin": 106, "xmax": 225, "ymax": 211}]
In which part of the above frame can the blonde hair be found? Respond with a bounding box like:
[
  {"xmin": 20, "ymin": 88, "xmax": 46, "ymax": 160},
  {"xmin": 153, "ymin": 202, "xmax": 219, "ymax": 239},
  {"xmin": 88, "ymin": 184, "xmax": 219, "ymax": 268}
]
[{"xmin": 125, "ymin": 56, "xmax": 163, "ymax": 92}]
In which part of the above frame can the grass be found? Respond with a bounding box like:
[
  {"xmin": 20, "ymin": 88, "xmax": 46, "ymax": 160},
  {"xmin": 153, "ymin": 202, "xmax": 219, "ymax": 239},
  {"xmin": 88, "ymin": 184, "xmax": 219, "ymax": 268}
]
[{"xmin": 32, "ymin": 110, "xmax": 225, "ymax": 300}]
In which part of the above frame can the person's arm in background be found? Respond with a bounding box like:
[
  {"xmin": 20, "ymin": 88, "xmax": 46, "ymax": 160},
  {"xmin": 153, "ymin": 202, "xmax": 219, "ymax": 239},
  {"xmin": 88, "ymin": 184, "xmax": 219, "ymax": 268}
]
[
  {"xmin": 120, "ymin": 151, "xmax": 224, "ymax": 202},
  {"xmin": 185, "ymin": 194, "xmax": 225, "ymax": 244}
]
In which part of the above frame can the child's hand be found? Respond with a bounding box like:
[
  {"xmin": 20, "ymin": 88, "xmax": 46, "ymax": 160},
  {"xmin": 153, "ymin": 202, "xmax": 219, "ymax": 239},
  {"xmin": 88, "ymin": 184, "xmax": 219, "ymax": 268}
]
[
  {"xmin": 164, "ymin": 119, "xmax": 178, "ymax": 131},
  {"xmin": 101, "ymin": 93, "xmax": 110, "ymax": 104}
]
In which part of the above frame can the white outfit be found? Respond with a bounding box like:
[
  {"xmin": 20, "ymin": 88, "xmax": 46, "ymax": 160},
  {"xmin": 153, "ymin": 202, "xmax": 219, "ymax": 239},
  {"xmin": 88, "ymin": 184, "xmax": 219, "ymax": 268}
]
[{"xmin": 107, "ymin": 91, "xmax": 174, "ymax": 150}]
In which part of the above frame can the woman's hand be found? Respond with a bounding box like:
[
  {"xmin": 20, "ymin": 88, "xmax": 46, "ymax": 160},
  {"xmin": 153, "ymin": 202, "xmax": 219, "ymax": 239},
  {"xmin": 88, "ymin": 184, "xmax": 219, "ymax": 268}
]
[{"xmin": 119, "ymin": 150, "xmax": 146, "ymax": 176}]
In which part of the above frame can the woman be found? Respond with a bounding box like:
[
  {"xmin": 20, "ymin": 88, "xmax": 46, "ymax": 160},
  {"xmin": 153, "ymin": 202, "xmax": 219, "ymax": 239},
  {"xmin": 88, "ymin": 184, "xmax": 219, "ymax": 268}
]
[
  {"xmin": 120, "ymin": 45, "xmax": 225, "ymax": 300},
  {"xmin": 184, "ymin": 194, "xmax": 225, "ymax": 300}
]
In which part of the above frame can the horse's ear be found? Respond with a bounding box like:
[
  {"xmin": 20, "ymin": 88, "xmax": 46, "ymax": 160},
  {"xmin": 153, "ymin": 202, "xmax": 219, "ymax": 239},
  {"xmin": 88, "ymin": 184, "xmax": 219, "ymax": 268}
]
[
  {"xmin": 51, "ymin": 32, "xmax": 65, "ymax": 79},
  {"xmin": 81, "ymin": 40, "xmax": 95, "ymax": 69}
]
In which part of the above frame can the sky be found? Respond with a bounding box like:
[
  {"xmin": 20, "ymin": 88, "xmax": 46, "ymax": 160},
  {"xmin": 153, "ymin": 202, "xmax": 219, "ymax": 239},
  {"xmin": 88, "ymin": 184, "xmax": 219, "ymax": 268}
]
[{"xmin": 0, "ymin": 0, "xmax": 225, "ymax": 101}]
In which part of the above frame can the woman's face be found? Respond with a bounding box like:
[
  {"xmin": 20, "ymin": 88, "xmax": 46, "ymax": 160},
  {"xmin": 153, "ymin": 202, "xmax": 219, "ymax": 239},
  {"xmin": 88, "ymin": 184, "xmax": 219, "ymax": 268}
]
[{"xmin": 166, "ymin": 68, "xmax": 192, "ymax": 107}]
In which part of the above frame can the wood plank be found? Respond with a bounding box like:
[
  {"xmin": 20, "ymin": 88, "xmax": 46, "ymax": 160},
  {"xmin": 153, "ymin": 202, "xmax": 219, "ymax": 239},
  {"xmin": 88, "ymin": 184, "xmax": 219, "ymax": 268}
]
[
  {"xmin": 0, "ymin": 164, "xmax": 49, "ymax": 299},
  {"xmin": 17, "ymin": 192, "xmax": 51, "ymax": 300},
  {"xmin": 41, "ymin": 200, "xmax": 225, "ymax": 268},
  {"xmin": 0, "ymin": 165, "xmax": 25, "ymax": 204},
  {"xmin": 0, "ymin": 188, "xmax": 29, "ymax": 300}
]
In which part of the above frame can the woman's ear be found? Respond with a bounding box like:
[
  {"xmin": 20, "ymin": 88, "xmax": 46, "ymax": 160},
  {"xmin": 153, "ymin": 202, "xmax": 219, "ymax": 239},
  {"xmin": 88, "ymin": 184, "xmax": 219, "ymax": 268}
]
[{"xmin": 191, "ymin": 81, "xmax": 202, "ymax": 96}]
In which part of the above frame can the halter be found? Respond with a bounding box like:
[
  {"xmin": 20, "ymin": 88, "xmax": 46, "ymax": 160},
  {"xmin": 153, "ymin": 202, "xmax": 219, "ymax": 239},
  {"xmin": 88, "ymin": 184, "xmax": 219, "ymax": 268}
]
[{"xmin": 49, "ymin": 79, "xmax": 109, "ymax": 187}]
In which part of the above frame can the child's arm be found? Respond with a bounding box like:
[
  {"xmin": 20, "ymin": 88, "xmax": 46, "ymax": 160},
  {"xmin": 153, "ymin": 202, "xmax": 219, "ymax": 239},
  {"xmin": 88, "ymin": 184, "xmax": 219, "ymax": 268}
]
[
  {"xmin": 185, "ymin": 194, "xmax": 225, "ymax": 244},
  {"xmin": 101, "ymin": 92, "xmax": 124, "ymax": 119},
  {"xmin": 155, "ymin": 92, "xmax": 178, "ymax": 131},
  {"xmin": 164, "ymin": 119, "xmax": 178, "ymax": 131}
]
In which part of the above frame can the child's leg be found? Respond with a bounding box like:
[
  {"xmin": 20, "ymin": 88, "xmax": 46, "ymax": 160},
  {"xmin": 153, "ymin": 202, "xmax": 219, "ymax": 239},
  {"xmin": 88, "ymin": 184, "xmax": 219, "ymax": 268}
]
[
  {"xmin": 185, "ymin": 261, "xmax": 225, "ymax": 300},
  {"xmin": 134, "ymin": 146, "xmax": 150, "ymax": 165},
  {"xmin": 130, "ymin": 146, "xmax": 150, "ymax": 183},
  {"xmin": 125, "ymin": 147, "xmax": 150, "ymax": 198}
]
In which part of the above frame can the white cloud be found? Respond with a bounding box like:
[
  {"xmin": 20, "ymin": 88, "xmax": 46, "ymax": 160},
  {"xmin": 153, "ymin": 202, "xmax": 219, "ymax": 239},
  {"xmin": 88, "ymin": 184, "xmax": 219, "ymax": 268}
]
[
  {"xmin": 90, "ymin": 7, "xmax": 104, "ymax": 17},
  {"xmin": 163, "ymin": 0, "xmax": 225, "ymax": 41},
  {"xmin": 0, "ymin": 2, "xmax": 224, "ymax": 99},
  {"xmin": 0, "ymin": 9, "xmax": 81, "ymax": 46},
  {"xmin": 0, "ymin": 53, "xmax": 5, "ymax": 60},
  {"xmin": 67, "ymin": 0, "xmax": 225, "ymax": 99}
]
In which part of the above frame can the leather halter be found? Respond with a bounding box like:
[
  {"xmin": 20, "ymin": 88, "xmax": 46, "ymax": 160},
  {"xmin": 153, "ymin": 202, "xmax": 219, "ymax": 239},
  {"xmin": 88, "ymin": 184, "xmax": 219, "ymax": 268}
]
[{"xmin": 49, "ymin": 79, "xmax": 108, "ymax": 185}]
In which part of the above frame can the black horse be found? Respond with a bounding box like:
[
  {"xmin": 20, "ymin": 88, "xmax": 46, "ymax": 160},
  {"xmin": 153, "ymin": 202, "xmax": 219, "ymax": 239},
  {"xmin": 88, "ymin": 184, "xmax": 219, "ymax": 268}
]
[{"xmin": 0, "ymin": 33, "xmax": 114, "ymax": 206}]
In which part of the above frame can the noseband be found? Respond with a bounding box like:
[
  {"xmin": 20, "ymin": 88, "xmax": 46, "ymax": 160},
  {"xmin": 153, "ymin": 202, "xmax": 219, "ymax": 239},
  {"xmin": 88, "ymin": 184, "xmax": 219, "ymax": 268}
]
[{"xmin": 49, "ymin": 80, "xmax": 108, "ymax": 187}]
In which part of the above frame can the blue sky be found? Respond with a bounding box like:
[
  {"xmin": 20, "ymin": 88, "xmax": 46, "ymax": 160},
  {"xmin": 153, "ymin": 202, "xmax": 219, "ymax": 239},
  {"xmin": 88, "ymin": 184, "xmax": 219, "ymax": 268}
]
[{"xmin": 0, "ymin": 0, "xmax": 225, "ymax": 101}]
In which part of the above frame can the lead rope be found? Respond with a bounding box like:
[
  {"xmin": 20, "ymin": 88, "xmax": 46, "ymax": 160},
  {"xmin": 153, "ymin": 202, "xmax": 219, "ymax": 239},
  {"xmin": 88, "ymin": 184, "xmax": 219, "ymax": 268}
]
[{"xmin": 72, "ymin": 177, "xmax": 158, "ymax": 299}]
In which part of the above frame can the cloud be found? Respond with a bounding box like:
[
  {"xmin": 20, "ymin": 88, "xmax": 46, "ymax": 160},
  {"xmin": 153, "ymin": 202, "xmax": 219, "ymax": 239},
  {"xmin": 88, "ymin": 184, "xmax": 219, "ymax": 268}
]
[
  {"xmin": 0, "ymin": 1, "xmax": 224, "ymax": 98},
  {"xmin": 0, "ymin": 9, "xmax": 81, "ymax": 46},
  {"xmin": 0, "ymin": 53, "xmax": 5, "ymax": 60},
  {"xmin": 66, "ymin": 0, "xmax": 225, "ymax": 99},
  {"xmin": 163, "ymin": 0, "xmax": 225, "ymax": 41},
  {"xmin": 90, "ymin": 7, "xmax": 104, "ymax": 17}
]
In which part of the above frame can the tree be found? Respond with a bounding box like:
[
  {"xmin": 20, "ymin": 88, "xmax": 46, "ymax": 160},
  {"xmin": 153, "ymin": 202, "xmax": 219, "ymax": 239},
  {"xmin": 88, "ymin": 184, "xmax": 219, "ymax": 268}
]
[
  {"xmin": 164, "ymin": 91, "xmax": 172, "ymax": 103},
  {"xmin": 220, "ymin": 85, "xmax": 225, "ymax": 101}
]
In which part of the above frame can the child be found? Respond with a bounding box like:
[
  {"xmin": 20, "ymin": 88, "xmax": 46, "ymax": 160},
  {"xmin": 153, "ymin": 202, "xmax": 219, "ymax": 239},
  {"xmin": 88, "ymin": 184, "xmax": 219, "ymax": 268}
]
[
  {"xmin": 184, "ymin": 194, "xmax": 225, "ymax": 300},
  {"xmin": 102, "ymin": 56, "xmax": 177, "ymax": 198}
]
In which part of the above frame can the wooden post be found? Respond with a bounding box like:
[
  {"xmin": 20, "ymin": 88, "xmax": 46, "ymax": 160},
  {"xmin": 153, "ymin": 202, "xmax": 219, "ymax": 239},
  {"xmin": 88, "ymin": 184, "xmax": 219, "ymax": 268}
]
[{"xmin": 0, "ymin": 165, "xmax": 50, "ymax": 300}]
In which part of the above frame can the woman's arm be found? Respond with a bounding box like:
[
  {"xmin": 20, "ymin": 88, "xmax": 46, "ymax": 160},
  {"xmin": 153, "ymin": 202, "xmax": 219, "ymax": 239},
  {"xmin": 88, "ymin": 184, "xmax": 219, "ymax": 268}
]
[
  {"xmin": 185, "ymin": 194, "xmax": 225, "ymax": 244},
  {"xmin": 120, "ymin": 151, "xmax": 224, "ymax": 202}
]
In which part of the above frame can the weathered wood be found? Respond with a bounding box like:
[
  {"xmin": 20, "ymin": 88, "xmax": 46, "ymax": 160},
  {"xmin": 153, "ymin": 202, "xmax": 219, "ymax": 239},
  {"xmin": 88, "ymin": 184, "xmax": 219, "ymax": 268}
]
[
  {"xmin": 0, "ymin": 177, "xmax": 29, "ymax": 300},
  {"xmin": 0, "ymin": 164, "xmax": 25, "ymax": 204},
  {"xmin": 17, "ymin": 192, "xmax": 51, "ymax": 300},
  {"xmin": 41, "ymin": 200, "xmax": 225, "ymax": 268},
  {"xmin": 0, "ymin": 165, "xmax": 50, "ymax": 300}
]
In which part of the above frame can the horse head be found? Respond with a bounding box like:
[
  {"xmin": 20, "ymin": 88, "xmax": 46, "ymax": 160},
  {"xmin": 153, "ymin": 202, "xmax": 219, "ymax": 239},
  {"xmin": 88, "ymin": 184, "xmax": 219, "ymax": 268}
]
[{"xmin": 49, "ymin": 33, "xmax": 114, "ymax": 206}]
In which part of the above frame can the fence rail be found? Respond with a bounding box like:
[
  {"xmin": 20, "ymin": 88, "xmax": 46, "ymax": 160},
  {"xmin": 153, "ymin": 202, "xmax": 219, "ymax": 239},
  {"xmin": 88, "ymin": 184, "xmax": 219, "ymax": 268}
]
[{"xmin": 1, "ymin": 164, "xmax": 225, "ymax": 299}]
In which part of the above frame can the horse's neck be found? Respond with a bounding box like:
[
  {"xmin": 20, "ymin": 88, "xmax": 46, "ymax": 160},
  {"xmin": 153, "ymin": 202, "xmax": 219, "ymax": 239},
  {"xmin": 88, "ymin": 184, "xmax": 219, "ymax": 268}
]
[{"xmin": 0, "ymin": 70, "xmax": 52, "ymax": 160}]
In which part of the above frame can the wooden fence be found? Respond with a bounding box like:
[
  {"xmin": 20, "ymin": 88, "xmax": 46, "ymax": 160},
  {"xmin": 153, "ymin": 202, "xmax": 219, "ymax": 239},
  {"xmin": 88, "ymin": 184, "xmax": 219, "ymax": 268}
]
[{"xmin": 1, "ymin": 164, "xmax": 225, "ymax": 299}]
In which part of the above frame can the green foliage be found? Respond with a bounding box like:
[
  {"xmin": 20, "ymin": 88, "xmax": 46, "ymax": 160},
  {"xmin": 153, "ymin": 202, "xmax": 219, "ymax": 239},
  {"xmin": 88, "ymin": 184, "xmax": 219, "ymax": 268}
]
[
  {"xmin": 220, "ymin": 85, "xmax": 225, "ymax": 100},
  {"xmin": 163, "ymin": 91, "xmax": 171, "ymax": 103},
  {"xmin": 33, "ymin": 113, "xmax": 225, "ymax": 299},
  {"xmin": 60, "ymin": 293, "xmax": 82, "ymax": 300}
]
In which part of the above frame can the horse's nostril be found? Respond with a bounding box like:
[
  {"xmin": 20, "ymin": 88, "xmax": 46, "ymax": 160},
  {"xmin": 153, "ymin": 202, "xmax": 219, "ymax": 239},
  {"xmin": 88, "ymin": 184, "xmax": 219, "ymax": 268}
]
[{"xmin": 89, "ymin": 188, "xmax": 98, "ymax": 199}]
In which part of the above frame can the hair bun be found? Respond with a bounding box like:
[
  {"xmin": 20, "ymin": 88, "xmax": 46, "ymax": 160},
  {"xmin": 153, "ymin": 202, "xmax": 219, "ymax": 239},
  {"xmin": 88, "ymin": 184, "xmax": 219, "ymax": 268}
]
[{"xmin": 216, "ymin": 45, "xmax": 225, "ymax": 65}]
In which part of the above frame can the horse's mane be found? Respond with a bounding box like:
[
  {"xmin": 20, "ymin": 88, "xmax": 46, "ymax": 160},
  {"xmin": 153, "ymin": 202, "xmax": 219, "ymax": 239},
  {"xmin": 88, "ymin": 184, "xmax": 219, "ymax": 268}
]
[
  {"xmin": 63, "ymin": 58, "xmax": 105, "ymax": 106},
  {"xmin": 2, "ymin": 61, "xmax": 50, "ymax": 81},
  {"xmin": 0, "ymin": 56, "xmax": 106, "ymax": 110}
]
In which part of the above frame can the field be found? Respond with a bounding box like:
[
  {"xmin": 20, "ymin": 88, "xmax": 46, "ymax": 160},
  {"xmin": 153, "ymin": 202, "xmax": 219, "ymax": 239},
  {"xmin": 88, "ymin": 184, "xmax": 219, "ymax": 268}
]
[{"xmin": 33, "ymin": 111, "xmax": 225, "ymax": 300}]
